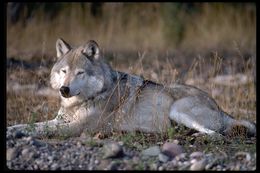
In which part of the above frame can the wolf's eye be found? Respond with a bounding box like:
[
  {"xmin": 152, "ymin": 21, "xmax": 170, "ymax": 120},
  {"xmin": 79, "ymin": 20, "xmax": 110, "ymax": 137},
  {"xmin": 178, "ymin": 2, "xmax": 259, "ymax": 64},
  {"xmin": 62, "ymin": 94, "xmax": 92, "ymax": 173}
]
[
  {"xmin": 77, "ymin": 71, "xmax": 84, "ymax": 75},
  {"xmin": 61, "ymin": 69, "xmax": 66, "ymax": 74}
]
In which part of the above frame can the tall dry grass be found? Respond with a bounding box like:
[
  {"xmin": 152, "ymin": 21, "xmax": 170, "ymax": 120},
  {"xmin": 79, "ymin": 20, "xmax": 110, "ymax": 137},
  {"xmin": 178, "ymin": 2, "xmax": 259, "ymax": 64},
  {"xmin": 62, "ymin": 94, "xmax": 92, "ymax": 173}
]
[
  {"xmin": 7, "ymin": 3, "xmax": 255, "ymax": 59},
  {"xmin": 182, "ymin": 3, "xmax": 256, "ymax": 53}
]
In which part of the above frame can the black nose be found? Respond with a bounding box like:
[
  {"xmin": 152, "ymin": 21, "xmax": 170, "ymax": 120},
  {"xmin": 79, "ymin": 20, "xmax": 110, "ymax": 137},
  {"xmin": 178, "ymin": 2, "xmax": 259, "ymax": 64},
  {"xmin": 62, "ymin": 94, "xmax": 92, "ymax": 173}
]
[{"xmin": 60, "ymin": 86, "xmax": 70, "ymax": 96}]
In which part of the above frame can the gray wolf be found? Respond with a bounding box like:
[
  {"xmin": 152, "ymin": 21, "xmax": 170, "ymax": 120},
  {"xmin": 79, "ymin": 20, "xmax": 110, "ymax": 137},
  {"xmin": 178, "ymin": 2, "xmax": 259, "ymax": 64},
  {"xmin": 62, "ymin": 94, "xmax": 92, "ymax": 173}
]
[{"xmin": 7, "ymin": 38, "xmax": 256, "ymax": 139}]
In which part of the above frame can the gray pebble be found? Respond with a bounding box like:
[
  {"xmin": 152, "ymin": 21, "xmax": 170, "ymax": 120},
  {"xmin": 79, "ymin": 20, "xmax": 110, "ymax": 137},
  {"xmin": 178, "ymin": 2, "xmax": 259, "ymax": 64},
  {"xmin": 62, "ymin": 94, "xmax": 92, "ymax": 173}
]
[
  {"xmin": 51, "ymin": 163, "xmax": 59, "ymax": 170},
  {"xmin": 33, "ymin": 164, "xmax": 39, "ymax": 169},
  {"xmin": 150, "ymin": 163, "xmax": 159, "ymax": 170},
  {"xmin": 94, "ymin": 159, "xmax": 100, "ymax": 165},
  {"xmin": 88, "ymin": 165, "xmax": 94, "ymax": 170},
  {"xmin": 158, "ymin": 153, "xmax": 170, "ymax": 163},
  {"xmin": 132, "ymin": 156, "xmax": 140, "ymax": 163},
  {"xmin": 35, "ymin": 159, "xmax": 44, "ymax": 166},
  {"xmin": 14, "ymin": 131, "xmax": 26, "ymax": 138},
  {"xmin": 103, "ymin": 142, "xmax": 123, "ymax": 158},
  {"xmin": 48, "ymin": 156, "xmax": 54, "ymax": 162},
  {"xmin": 6, "ymin": 148, "xmax": 18, "ymax": 161},
  {"xmin": 108, "ymin": 161, "xmax": 119, "ymax": 170},
  {"xmin": 179, "ymin": 161, "xmax": 191, "ymax": 170},
  {"xmin": 76, "ymin": 141, "xmax": 82, "ymax": 147},
  {"xmin": 175, "ymin": 153, "xmax": 187, "ymax": 161},
  {"xmin": 205, "ymin": 158, "xmax": 218, "ymax": 170},
  {"xmin": 25, "ymin": 136, "xmax": 33, "ymax": 141},
  {"xmin": 21, "ymin": 148, "xmax": 30, "ymax": 156},
  {"xmin": 190, "ymin": 158, "xmax": 207, "ymax": 171},
  {"xmin": 141, "ymin": 146, "xmax": 161, "ymax": 156},
  {"xmin": 158, "ymin": 166, "xmax": 164, "ymax": 171},
  {"xmin": 190, "ymin": 151, "xmax": 204, "ymax": 159},
  {"xmin": 162, "ymin": 142, "xmax": 184, "ymax": 158},
  {"xmin": 172, "ymin": 139, "xmax": 179, "ymax": 144}
]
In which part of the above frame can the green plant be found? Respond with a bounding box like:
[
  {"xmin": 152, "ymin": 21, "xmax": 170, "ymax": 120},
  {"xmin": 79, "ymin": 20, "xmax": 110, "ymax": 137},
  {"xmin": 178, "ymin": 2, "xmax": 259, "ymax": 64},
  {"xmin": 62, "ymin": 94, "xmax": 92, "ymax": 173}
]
[
  {"xmin": 166, "ymin": 127, "xmax": 175, "ymax": 139},
  {"xmin": 26, "ymin": 112, "xmax": 37, "ymax": 132}
]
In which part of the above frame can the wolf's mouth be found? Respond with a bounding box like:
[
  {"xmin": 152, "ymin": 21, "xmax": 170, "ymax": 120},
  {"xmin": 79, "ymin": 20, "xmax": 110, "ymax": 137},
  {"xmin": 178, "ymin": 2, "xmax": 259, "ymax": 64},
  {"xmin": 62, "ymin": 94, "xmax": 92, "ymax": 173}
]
[
  {"xmin": 60, "ymin": 91, "xmax": 80, "ymax": 98},
  {"xmin": 60, "ymin": 92, "xmax": 71, "ymax": 98}
]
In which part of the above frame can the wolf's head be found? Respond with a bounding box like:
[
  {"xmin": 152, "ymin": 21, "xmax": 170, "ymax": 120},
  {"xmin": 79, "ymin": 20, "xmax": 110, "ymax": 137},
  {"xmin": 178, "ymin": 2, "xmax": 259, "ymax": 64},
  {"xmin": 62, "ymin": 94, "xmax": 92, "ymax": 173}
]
[{"xmin": 50, "ymin": 38, "xmax": 112, "ymax": 100}]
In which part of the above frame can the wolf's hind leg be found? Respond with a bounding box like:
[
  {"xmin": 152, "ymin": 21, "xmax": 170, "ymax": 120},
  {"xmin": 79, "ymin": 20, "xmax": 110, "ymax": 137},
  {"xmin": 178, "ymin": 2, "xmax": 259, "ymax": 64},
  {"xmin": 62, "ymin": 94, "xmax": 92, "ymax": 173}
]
[
  {"xmin": 169, "ymin": 109, "xmax": 216, "ymax": 135},
  {"xmin": 169, "ymin": 96, "xmax": 224, "ymax": 136}
]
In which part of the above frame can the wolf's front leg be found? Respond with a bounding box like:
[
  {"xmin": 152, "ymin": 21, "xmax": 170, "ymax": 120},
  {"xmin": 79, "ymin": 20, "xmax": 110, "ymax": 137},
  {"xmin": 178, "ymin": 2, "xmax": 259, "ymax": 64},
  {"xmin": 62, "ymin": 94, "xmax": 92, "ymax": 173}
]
[
  {"xmin": 7, "ymin": 120, "xmax": 86, "ymax": 138},
  {"xmin": 7, "ymin": 118, "xmax": 62, "ymax": 138}
]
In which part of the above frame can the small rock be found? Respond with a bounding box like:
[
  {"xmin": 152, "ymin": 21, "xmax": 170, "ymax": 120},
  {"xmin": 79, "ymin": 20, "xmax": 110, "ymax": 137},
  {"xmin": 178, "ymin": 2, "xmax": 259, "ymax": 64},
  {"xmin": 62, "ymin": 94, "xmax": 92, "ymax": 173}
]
[
  {"xmin": 216, "ymin": 165, "xmax": 223, "ymax": 170},
  {"xmin": 172, "ymin": 139, "xmax": 179, "ymax": 144},
  {"xmin": 183, "ymin": 161, "xmax": 190, "ymax": 166},
  {"xmin": 25, "ymin": 136, "xmax": 33, "ymax": 143},
  {"xmin": 179, "ymin": 161, "xmax": 191, "ymax": 170},
  {"xmin": 141, "ymin": 146, "xmax": 161, "ymax": 156},
  {"xmin": 14, "ymin": 131, "xmax": 26, "ymax": 138},
  {"xmin": 118, "ymin": 141, "xmax": 124, "ymax": 146},
  {"xmin": 48, "ymin": 156, "xmax": 54, "ymax": 162},
  {"xmin": 158, "ymin": 166, "xmax": 164, "ymax": 171},
  {"xmin": 132, "ymin": 156, "xmax": 140, "ymax": 163},
  {"xmin": 235, "ymin": 151, "xmax": 251, "ymax": 162},
  {"xmin": 88, "ymin": 165, "xmax": 94, "ymax": 170},
  {"xmin": 21, "ymin": 148, "xmax": 30, "ymax": 156},
  {"xmin": 33, "ymin": 164, "xmax": 39, "ymax": 169},
  {"xmin": 51, "ymin": 163, "xmax": 59, "ymax": 170},
  {"xmin": 6, "ymin": 148, "xmax": 18, "ymax": 161},
  {"xmin": 162, "ymin": 142, "xmax": 184, "ymax": 158},
  {"xmin": 108, "ymin": 161, "xmax": 120, "ymax": 170},
  {"xmin": 158, "ymin": 153, "xmax": 170, "ymax": 163},
  {"xmin": 94, "ymin": 159, "xmax": 100, "ymax": 165},
  {"xmin": 218, "ymin": 151, "xmax": 228, "ymax": 159},
  {"xmin": 190, "ymin": 151, "xmax": 204, "ymax": 159},
  {"xmin": 150, "ymin": 163, "xmax": 159, "ymax": 170},
  {"xmin": 23, "ymin": 148, "xmax": 37, "ymax": 160},
  {"xmin": 179, "ymin": 164, "xmax": 191, "ymax": 170},
  {"xmin": 103, "ymin": 142, "xmax": 124, "ymax": 158},
  {"xmin": 175, "ymin": 153, "xmax": 187, "ymax": 161},
  {"xmin": 31, "ymin": 139, "xmax": 47, "ymax": 148},
  {"xmin": 205, "ymin": 158, "xmax": 218, "ymax": 170},
  {"xmin": 171, "ymin": 159, "xmax": 178, "ymax": 166},
  {"xmin": 35, "ymin": 159, "xmax": 44, "ymax": 165},
  {"xmin": 76, "ymin": 141, "xmax": 82, "ymax": 147},
  {"xmin": 190, "ymin": 158, "xmax": 207, "ymax": 171}
]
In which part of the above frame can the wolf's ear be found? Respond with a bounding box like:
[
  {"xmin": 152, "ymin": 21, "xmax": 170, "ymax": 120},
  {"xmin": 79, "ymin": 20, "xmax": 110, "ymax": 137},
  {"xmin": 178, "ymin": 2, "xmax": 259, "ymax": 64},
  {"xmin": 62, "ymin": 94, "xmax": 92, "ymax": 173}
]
[
  {"xmin": 56, "ymin": 38, "xmax": 71, "ymax": 58},
  {"xmin": 82, "ymin": 40, "xmax": 100, "ymax": 60}
]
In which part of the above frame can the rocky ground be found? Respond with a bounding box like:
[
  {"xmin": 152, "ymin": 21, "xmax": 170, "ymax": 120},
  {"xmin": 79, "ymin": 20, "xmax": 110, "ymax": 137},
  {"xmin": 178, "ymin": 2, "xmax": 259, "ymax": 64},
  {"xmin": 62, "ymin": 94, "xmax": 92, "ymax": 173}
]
[{"xmin": 6, "ymin": 129, "xmax": 256, "ymax": 171}]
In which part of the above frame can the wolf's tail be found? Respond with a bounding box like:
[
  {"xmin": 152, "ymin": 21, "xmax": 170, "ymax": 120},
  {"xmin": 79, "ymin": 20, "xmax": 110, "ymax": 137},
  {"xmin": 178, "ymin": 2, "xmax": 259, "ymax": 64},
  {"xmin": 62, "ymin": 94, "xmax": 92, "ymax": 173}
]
[{"xmin": 223, "ymin": 112, "xmax": 256, "ymax": 137}]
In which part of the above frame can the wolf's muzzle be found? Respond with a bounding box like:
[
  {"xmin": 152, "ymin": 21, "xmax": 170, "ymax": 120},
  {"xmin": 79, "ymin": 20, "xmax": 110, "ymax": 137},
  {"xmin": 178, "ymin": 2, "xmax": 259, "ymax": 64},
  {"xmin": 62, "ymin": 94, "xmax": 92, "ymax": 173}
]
[{"xmin": 60, "ymin": 86, "xmax": 70, "ymax": 97}]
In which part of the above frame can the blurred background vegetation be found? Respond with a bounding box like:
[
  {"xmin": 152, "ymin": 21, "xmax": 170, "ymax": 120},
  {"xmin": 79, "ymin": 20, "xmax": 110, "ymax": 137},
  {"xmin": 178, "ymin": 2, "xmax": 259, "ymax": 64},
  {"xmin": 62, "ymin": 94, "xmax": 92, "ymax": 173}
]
[{"xmin": 7, "ymin": 2, "xmax": 255, "ymax": 59}]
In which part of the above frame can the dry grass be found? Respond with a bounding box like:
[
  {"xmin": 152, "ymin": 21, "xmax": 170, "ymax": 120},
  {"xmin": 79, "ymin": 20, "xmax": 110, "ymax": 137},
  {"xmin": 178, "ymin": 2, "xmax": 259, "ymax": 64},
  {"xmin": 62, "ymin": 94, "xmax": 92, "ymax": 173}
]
[
  {"xmin": 182, "ymin": 3, "xmax": 256, "ymax": 53},
  {"xmin": 7, "ymin": 3, "xmax": 255, "ymax": 59}
]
